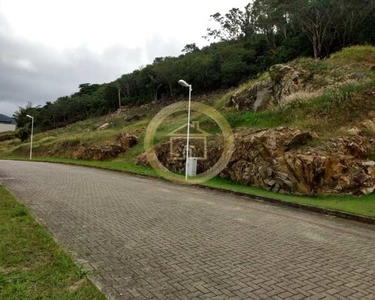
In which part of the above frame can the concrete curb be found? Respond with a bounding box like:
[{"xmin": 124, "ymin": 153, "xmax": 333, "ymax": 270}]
[
  {"xmin": 197, "ymin": 185, "xmax": 375, "ymax": 225},
  {"xmin": 2, "ymin": 158, "xmax": 375, "ymax": 225}
]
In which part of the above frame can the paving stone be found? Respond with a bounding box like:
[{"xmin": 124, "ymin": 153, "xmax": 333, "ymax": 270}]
[{"xmin": 1, "ymin": 160, "xmax": 375, "ymax": 300}]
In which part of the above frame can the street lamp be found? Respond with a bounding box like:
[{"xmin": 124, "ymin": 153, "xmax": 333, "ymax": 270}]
[
  {"xmin": 178, "ymin": 79, "xmax": 192, "ymax": 180},
  {"xmin": 26, "ymin": 115, "xmax": 34, "ymax": 160}
]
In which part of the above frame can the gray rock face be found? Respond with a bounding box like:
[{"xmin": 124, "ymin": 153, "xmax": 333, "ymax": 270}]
[
  {"xmin": 254, "ymin": 88, "xmax": 273, "ymax": 112},
  {"xmin": 136, "ymin": 127, "xmax": 375, "ymax": 196},
  {"xmin": 228, "ymin": 64, "xmax": 308, "ymax": 111}
]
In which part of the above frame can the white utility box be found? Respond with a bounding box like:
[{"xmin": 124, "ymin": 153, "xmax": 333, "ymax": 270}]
[{"xmin": 187, "ymin": 157, "xmax": 198, "ymax": 177}]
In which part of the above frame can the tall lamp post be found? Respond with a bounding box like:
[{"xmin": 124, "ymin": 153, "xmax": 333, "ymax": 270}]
[
  {"xmin": 26, "ymin": 115, "xmax": 34, "ymax": 160},
  {"xmin": 178, "ymin": 79, "xmax": 192, "ymax": 180}
]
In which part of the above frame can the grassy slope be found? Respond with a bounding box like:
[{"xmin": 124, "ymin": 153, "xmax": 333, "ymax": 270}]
[
  {"xmin": 226, "ymin": 46, "xmax": 375, "ymax": 134},
  {"xmin": 0, "ymin": 186, "xmax": 105, "ymax": 300},
  {"xmin": 2, "ymin": 46, "xmax": 375, "ymax": 217}
]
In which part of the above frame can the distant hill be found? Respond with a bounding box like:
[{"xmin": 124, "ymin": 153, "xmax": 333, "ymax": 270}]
[{"xmin": 0, "ymin": 114, "xmax": 15, "ymax": 124}]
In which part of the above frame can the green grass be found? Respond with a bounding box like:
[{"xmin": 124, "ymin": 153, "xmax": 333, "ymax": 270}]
[
  {"xmin": 331, "ymin": 45, "xmax": 375, "ymax": 62},
  {"xmin": 291, "ymin": 57, "xmax": 330, "ymax": 75},
  {"xmin": 205, "ymin": 177, "xmax": 375, "ymax": 217},
  {"xmin": 2, "ymin": 156, "xmax": 375, "ymax": 218},
  {"xmin": 227, "ymin": 79, "xmax": 375, "ymax": 134},
  {"xmin": 0, "ymin": 186, "xmax": 106, "ymax": 300},
  {"xmin": 360, "ymin": 129, "xmax": 375, "ymax": 138}
]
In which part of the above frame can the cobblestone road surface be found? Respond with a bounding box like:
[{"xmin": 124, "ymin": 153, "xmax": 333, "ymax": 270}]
[{"xmin": 1, "ymin": 160, "xmax": 375, "ymax": 300}]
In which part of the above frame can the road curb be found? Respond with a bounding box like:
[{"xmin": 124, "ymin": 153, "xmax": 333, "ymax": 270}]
[
  {"xmin": 2, "ymin": 158, "xmax": 375, "ymax": 225},
  {"xmin": 197, "ymin": 185, "xmax": 375, "ymax": 225}
]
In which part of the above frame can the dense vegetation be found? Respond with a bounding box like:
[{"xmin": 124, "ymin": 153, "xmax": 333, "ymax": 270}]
[{"xmin": 13, "ymin": 0, "xmax": 375, "ymax": 136}]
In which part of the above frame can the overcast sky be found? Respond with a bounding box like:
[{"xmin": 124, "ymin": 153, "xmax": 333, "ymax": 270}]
[{"xmin": 0, "ymin": 0, "xmax": 249, "ymax": 116}]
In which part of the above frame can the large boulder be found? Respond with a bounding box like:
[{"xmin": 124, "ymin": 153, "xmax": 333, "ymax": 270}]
[
  {"xmin": 116, "ymin": 133, "xmax": 138, "ymax": 149},
  {"xmin": 228, "ymin": 79, "xmax": 274, "ymax": 111},
  {"xmin": 228, "ymin": 64, "xmax": 309, "ymax": 111}
]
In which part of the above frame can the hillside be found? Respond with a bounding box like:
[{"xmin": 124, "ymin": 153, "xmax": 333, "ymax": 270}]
[
  {"xmin": 10, "ymin": 1, "xmax": 375, "ymax": 134},
  {"xmin": 2, "ymin": 46, "xmax": 375, "ymax": 198},
  {"xmin": 0, "ymin": 114, "xmax": 15, "ymax": 124}
]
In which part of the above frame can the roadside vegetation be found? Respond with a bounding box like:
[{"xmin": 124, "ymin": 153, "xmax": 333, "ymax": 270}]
[
  {"xmin": 2, "ymin": 46, "xmax": 375, "ymax": 217},
  {"xmin": 1, "ymin": 2, "xmax": 375, "ymax": 218},
  {"xmin": 0, "ymin": 186, "xmax": 105, "ymax": 300}
]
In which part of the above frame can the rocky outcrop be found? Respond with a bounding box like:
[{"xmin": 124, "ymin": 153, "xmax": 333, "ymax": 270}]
[
  {"xmin": 116, "ymin": 133, "xmax": 138, "ymax": 149},
  {"xmin": 135, "ymin": 136, "xmax": 223, "ymax": 174},
  {"xmin": 227, "ymin": 63, "xmax": 370, "ymax": 112},
  {"xmin": 228, "ymin": 64, "xmax": 309, "ymax": 111},
  {"xmin": 71, "ymin": 133, "xmax": 138, "ymax": 161},
  {"xmin": 136, "ymin": 127, "xmax": 375, "ymax": 195},
  {"xmin": 72, "ymin": 143, "xmax": 125, "ymax": 161}
]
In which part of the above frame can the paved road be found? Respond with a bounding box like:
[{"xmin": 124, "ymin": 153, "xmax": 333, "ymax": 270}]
[{"xmin": 1, "ymin": 160, "xmax": 375, "ymax": 300}]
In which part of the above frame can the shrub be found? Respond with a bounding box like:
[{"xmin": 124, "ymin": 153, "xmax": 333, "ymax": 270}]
[{"xmin": 16, "ymin": 127, "xmax": 31, "ymax": 142}]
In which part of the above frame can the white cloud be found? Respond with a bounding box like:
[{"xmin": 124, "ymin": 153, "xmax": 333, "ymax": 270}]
[
  {"xmin": 14, "ymin": 59, "xmax": 37, "ymax": 71},
  {"xmin": 0, "ymin": 0, "xmax": 249, "ymax": 116}
]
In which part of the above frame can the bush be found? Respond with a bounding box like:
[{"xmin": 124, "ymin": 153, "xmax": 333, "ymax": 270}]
[{"xmin": 17, "ymin": 127, "xmax": 31, "ymax": 142}]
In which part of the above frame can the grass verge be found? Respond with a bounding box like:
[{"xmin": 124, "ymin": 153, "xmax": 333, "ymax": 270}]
[
  {"xmin": 2, "ymin": 156, "xmax": 375, "ymax": 218},
  {"xmin": 0, "ymin": 185, "xmax": 106, "ymax": 300},
  {"xmin": 205, "ymin": 177, "xmax": 375, "ymax": 218}
]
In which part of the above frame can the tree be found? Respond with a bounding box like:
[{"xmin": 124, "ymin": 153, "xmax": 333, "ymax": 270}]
[
  {"xmin": 103, "ymin": 85, "xmax": 119, "ymax": 113},
  {"xmin": 182, "ymin": 43, "xmax": 200, "ymax": 54},
  {"xmin": 13, "ymin": 102, "xmax": 33, "ymax": 128},
  {"xmin": 204, "ymin": 4, "xmax": 254, "ymax": 41},
  {"xmin": 17, "ymin": 127, "xmax": 31, "ymax": 142},
  {"xmin": 182, "ymin": 52, "xmax": 217, "ymax": 90},
  {"xmin": 76, "ymin": 83, "xmax": 100, "ymax": 96},
  {"xmin": 252, "ymin": 0, "xmax": 275, "ymax": 46},
  {"xmin": 332, "ymin": 0, "xmax": 375, "ymax": 47},
  {"xmin": 280, "ymin": 0, "xmax": 375, "ymax": 59},
  {"xmin": 152, "ymin": 57, "xmax": 180, "ymax": 98},
  {"xmin": 286, "ymin": 0, "xmax": 335, "ymax": 59}
]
